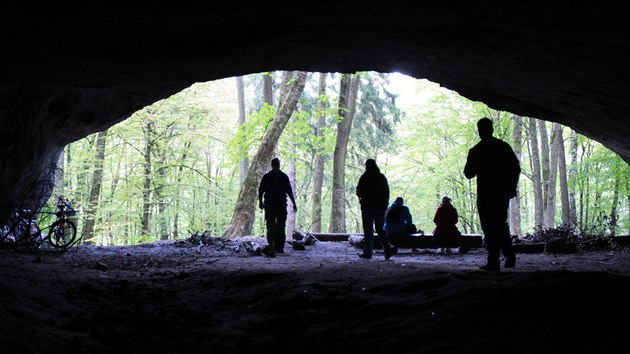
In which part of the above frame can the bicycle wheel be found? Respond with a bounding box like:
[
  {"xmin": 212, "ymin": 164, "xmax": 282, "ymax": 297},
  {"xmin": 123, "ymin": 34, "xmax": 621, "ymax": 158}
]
[{"xmin": 48, "ymin": 219, "xmax": 77, "ymax": 248}]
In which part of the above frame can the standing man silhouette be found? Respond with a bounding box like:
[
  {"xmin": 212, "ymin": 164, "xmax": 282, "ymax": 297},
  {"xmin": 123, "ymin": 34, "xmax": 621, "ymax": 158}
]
[
  {"xmin": 464, "ymin": 118, "xmax": 520, "ymax": 271},
  {"xmin": 356, "ymin": 158, "xmax": 395, "ymax": 260},
  {"xmin": 258, "ymin": 158, "xmax": 297, "ymax": 257}
]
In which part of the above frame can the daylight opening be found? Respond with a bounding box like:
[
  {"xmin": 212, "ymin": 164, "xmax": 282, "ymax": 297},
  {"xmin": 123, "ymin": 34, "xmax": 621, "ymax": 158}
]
[{"xmin": 39, "ymin": 72, "xmax": 630, "ymax": 246}]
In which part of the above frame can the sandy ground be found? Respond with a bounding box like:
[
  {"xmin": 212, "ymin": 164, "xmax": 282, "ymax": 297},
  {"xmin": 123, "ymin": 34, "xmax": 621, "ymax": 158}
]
[{"xmin": 1, "ymin": 237, "xmax": 630, "ymax": 353}]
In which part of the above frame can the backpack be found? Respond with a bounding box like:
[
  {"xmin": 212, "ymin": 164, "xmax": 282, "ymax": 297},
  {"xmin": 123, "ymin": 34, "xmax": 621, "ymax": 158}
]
[{"xmin": 386, "ymin": 204, "xmax": 403, "ymax": 224}]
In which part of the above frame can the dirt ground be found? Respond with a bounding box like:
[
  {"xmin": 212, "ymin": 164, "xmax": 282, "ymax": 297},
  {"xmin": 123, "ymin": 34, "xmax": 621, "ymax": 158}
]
[{"xmin": 1, "ymin": 236, "xmax": 630, "ymax": 353}]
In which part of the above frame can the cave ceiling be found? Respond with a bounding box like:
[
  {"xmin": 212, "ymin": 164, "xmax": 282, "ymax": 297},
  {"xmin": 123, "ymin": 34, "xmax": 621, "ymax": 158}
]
[{"xmin": 1, "ymin": 1, "xmax": 630, "ymax": 162}]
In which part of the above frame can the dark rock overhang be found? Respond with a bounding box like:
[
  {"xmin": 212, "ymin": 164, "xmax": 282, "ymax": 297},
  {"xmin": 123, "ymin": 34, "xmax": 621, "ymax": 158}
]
[{"xmin": 1, "ymin": 1, "xmax": 629, "ymax": 160}]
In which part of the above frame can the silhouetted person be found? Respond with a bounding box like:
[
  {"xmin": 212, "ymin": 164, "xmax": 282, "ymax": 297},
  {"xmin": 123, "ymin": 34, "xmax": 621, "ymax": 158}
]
[
  {"xmin": 432, "ymin": 195, "xmax": 461, "ymax": 253},
  {"xmin": 258, "ymin": 158, "xmax": 297, "ymax": 257},
  {"xmin": 384, "ymin": 196, "xmax": 414, "ymax": 246},
  {"xmin": 464, "ymin": 118, "xmax": 520, "ymax": 271},
  {"xmin": 356, "ymin": 159, "xmax": 394, "ymax": 260}
]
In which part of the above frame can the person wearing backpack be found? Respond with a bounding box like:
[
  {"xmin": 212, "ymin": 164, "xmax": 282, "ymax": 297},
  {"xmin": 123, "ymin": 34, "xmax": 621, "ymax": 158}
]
[{"xmin": 384, "ymin": 197, "xmax": 415, "ymax": 248}]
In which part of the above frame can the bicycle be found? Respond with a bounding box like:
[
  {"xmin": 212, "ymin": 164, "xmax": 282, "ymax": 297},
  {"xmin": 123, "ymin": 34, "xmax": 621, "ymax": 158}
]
[{"xmin": 1, "ymin": 197, "xmax": 78, "ymax": 253}]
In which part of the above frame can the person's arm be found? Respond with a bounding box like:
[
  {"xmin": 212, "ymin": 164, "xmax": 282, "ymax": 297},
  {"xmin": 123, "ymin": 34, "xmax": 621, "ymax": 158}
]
[
  {"xmin": 356, "ymin": 175, "xmax": 365, "ymax": 199},
  {"xmin": 258, "ymin": 176, "xmax": 266, "ymax": 209},
  {"xmin": 463, "ymin": 149, "xmax": 476, "ymax": 179},
  {"xmin": 383, "ymin": 175, "xmax": 390, "ymax": 205},
  {"xmin": 286, "ymin": 175, "xmax": 297, "ymax": 211}
]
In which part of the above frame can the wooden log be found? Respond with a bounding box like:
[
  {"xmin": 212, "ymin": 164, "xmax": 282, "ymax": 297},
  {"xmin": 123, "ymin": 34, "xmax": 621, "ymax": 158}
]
[
  {"xmin": 348, "ymin": 234, "xmax": 483, "ymax": 250},
  {"xmin": 512, "ymin": 243, "xmax": 546, "ymax": 253},
  {"xmin": 308, "ymin": 233, "xmax": 352, "ymax": 242}
]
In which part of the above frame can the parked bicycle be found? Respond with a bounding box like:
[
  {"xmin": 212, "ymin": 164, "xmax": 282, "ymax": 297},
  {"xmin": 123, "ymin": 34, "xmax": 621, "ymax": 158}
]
[{"xmin": 0, "ymin": 197, "xmax": 79, "ymax": 253}]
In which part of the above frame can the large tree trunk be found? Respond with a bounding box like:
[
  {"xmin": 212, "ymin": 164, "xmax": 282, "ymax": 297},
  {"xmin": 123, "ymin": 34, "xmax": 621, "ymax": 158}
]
[
  {"xmin": 569, "ymin": 129, "xmax": 579, "ymax": 229},
  {"xmin": 329, "ymin": 74, "xmax": 359, "ymax": 233},
  {"xmin": 222, "ymin": 71, "xmax": 307, "ymax": 238},
  {"xmin": 528, "ymin": 118, "xmax": 544, "ymax": 228},
  {"xmin": 538, "ymin": 120, "xmax": 552, "ymax": 227},
  {"xmin": 557, "ymin": 125, "xmax": 571, "ymax": 227},
  {"xmin": 54, "ymin": 150, "xmax": 65, "ymax": 202},
  {"xmin": 82, "ymin": 129, "xmax": 109, "ymax": 244},
  {"xmin": 155, "ymin": 163, "xmax": 168, "ymax": 240},
  {"xmin": 610, "ymin": 172, "xmax": 620, "ymax": 236},
  {"xmin": 286, "ymin": 152, "xmax": 297, "ymax": 235},
  {"xmin": 544, "ymin": 122, "xmax": 561, "ymax": 228},
  {"xmin": 236, "ymin": 76, "xmax": 249, "ymax": 186},
  {"xmin": 141, "ymin": 119, "xmax": 154, "ymax": 236},
  {"xmin": 172, "ymin": 142, "xmax": 191, "ymax": 239},
  {"xmin": 311, "ymin": 73, "xmax": 327, "ymax": 233},
  {"xmin": 263, "ymin": 73, "xmax": 274, "ymax": 107},
  {"xmin": 509, "ymin": 115, "xmax": 523, "ymax": 237}
]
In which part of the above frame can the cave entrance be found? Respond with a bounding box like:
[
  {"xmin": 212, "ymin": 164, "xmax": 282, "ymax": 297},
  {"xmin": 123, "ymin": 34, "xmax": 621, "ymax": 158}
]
[{"xmin": 37, "ymin": 72, "xmax": 629, "ymax": 247}]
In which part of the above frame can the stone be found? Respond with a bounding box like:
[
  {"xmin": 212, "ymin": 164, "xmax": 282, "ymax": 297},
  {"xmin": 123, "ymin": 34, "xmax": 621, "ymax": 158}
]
[{"xmin": 0, "ymin": 2, "xmax": 628, "ymax": 221}]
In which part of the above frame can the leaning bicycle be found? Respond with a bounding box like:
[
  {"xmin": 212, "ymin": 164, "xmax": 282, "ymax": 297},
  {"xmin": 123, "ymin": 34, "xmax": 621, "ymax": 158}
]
[{"xmin": 1, "ymin": 197, "xmax": 78, "ymax": 253}]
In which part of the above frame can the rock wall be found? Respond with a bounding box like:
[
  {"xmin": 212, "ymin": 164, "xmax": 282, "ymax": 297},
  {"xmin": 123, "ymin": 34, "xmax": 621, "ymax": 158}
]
[{"xmin": 1, "ymin": 1, "xmax": 629, "ymax": 220}]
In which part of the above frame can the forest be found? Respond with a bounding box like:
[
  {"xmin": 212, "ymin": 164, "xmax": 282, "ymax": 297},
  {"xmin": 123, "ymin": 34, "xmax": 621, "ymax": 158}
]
[{"xmin": 47, "ymin": 71, "xmax": 629, "ymax": 246}]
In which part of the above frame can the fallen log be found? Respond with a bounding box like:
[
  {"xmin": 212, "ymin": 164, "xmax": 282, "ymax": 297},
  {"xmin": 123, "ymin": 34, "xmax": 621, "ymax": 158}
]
[{"xmin": 348, "ymin": 234, "xmax": 483, "ymax": 252}]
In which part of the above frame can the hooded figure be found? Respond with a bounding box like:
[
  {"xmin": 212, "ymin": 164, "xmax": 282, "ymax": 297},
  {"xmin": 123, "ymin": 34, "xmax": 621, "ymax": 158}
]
[
  {"xmin": 384, "ymin": 197, "xmax": 414, "ymax": 244},
  {"xmin": 432, "ymin": 196, "xmax": 461, "ymax": 248}
]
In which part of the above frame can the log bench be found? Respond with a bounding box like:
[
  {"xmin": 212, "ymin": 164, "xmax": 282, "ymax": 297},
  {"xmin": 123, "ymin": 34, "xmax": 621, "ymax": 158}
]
[
  {"xmin": 346, "ymin": 234, "xmax": 482, "ymax": 253},
  {"xmin": 293, "ymin": 231, "xmax": 482, "ymax": 253},
  {"xmin": 293, "ymin": 231, "xmax": 630, "ymax": 254}
]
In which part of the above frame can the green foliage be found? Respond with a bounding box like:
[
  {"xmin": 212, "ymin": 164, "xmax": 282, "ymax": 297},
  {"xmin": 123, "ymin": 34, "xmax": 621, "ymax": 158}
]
[
  {"xmin": 48, "ymin": 72, "xmax": 629, "ymax": 245},
  {"xmin": 227, "ymin": 103, "xmax": 276, "ymax": 163}
]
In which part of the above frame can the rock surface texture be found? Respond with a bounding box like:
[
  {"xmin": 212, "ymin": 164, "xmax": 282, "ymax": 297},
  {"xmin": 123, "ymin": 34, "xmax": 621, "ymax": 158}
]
[{"xmin": 1, "ymin": 1, "xmax": 629, "ymax": 219}]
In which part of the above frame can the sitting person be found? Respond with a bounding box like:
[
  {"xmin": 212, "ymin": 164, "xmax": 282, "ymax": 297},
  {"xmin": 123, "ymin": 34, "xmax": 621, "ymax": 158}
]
[
  {"xmin": 384, "ymin": 197, "xmax": 416, "ymax": 248},
  {"xmin": 432, "ymin": 196, "xmax": 462, "ymax": 253}
]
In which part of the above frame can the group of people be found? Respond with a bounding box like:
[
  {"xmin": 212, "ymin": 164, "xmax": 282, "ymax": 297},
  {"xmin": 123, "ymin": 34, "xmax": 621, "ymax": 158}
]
[{"xmin": 258, "ymin": 118, "xmax": 521, "ymax": 271}]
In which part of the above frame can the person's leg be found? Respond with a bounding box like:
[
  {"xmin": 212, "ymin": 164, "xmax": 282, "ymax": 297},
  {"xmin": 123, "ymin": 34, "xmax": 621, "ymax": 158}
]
[
  {"xmin": 262, "ymin": 209, "xmax": 277, "ymax": 257},
  {"xmin": 374, "ymin": 209, "xmax": 393, "ymax": 259},
  {"xmin": 496, "ymin": 197, "xmax": 516, "ymax": 267},
  {"xmin": 361, "ymin": 210, "xmax": 375, "ymax": 258},
  {"xmin": 478, "ymin": 198, "xmax": 500, "ymax": 270},
  {"xmin": 264, "ymin": 208, "xmax": 275, "ymax": 249},
  {"xmin": 275, "ymin": 211, "xmax": 287, "ymax": 253}
]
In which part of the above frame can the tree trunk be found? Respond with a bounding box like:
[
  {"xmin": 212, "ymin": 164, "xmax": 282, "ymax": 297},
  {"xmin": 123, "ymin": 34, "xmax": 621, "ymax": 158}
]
[
  {"xmin": 544, "ymin": 122, "xmax": 560, "ymax": 228},
  {"xmin": 155, "ymin": 164, "xmax": 168, "ymax": 240},
  {"xmin": 311, "ymin": 73, "xmax": 327, "ymax": 232},
  {"xmin": 54, "ymin": 150, "xmax": 65, "ymax": 201},
  {"xmin": 222, "ymin": 71, "xmax": 307, "ymax": 238},
  {"xmin": 263, "ymin": 73, "xmax": 274, "ymax": 107},
  {"xmin": 610, "ymin": 172, "xmax": 620, "ymax": 236},
  {"xmin": 569, "ymin": 129, "xmax": 578, "ymax": 229},
  {"xmin": 141, "ymin": 119, "xmax": 154, "ymax": 236},
  {"xmin": 538, "ymin": 120, "xmax": 551, "ymax": 227},
  {"xmin": 286, "ymin": 153, "xmax": 297, "ymax": 235},
  {"xmin": 509, "ymin": 115, "xmax": 523, "ymax": 237},
  {"xmin": 528, "ymin": 118, "xmax": 544, "ymax": 228},
  {"xmin": 330, "ymin": 73, "xmax": 359, "ymax": 233},
  {"xmin": 557, "ymin": 125, "xmax": 571, "ymax": 227},
  {"xmin": 82, "ymin": 129, "xmax": 108, "ymax": 244},
  {"xmin": 236, "ymin": 76, "xmax": 249, "ymax": 186}
]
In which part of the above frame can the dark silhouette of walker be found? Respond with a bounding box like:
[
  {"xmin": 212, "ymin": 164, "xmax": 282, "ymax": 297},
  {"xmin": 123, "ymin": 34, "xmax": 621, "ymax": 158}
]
[
  {"xmin": 356, "ymin": 159, "xmax": 395, "ymax": 260},
  {"xmin": 464, "ymin": 117, "xmax": 520, "ymax": 271},
  {"xmin": 258, "ymin": 158, "xmax": 297, "ymax": 258}
]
